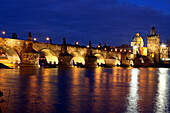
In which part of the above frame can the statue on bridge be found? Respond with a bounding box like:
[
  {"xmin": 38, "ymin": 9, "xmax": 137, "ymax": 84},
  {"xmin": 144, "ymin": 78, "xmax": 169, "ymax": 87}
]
[
  {"xmin": 89, "ymin": 40, "xmax": 92, "ymax": 48},
  {"xmin": 63, "ymin": 38, "xmax": 66, "ymax": 45},
  {"xmin": 28, "ymin": 32, "xmax": 32, "ymax": 41}
]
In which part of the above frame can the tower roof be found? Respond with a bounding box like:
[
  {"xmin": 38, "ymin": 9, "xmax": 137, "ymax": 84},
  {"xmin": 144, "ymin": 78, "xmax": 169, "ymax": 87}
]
[{"xmin": 150, "ymin": 27, "xmax": 156, "ymax": 36}]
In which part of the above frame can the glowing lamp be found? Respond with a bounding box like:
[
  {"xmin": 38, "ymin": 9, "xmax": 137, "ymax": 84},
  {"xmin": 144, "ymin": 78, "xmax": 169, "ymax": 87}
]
[
  {"xmin": 75, "ymin": 42, "xmax": 78, "ymax": 45},
  {"xmin": 46, "ymin": 37, "xmax": 49, "ymax": 41},
  {"xmin": 2, "ymin": 31, "xmax": 5, "ymax": 35},
  {"xmin": 34, "ymin": 38, "xmax": 37, "ymax": 41}
]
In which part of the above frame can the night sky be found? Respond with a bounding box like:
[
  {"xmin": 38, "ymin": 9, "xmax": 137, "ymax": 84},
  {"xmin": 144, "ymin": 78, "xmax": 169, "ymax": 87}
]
[{"xmin": 1, "ymin": 0, "xmax": 170, "ymax": 47}]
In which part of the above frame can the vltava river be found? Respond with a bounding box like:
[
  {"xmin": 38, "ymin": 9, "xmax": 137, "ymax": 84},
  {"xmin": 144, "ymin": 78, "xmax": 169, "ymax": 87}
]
[{"xmin": 0, "ymin": 67, "xmax": 169, "ymax": 113}]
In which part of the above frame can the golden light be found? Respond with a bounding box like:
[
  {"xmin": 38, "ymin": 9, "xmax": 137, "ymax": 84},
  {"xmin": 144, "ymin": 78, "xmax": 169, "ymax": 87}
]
[
  {"xmin": 2, "ymin": 31, "xmax": 5, "ymax": 35},
  {"xmin": 87, "ymin": 45, "xmax": 89, "ymax": 48},
  {"xmin": 34, "ymin": 38, "xmax": 37, "ymax": 41},
  {"xmin": 115, "ymin": 48, "xmax": 117, "ymax": 52},
  {"xmin": 111, "ymin": 49, "xmax": 113, "ymax": 51},
  {"xmin": 104, "ymin": 48, "xmax": 107, "ymax": 50},
  {"xmin": 161, "ymin": 44, "xmax": 166, "ymax": 48},
  {"xmin": 124, "ymin": 49, "xmax": 126, "ymax": 52},
  {"xmin": 134, "ymin": 46, "xmax": 138, "ymax": 49},
  {"xmin": 46, "ymin": 37, "xmax": 49, "ymax": 41},
  {"xmin": 97, "ymin": 45, "xmax": 100, "ymax": 48},
  {"xmin": 129, "ymin": 50, "xmax": 131, "ymax": 52},
  {"xmin": 95, "ymin": 54, "xmax": 105, "ymax": 65},
  {"xmin": 75, "ymin": 41, "xmax": 78, "ymax": 45},
  {"xmin": 120, "ymin": 49, "xmax": 122, "ymax": 52}
]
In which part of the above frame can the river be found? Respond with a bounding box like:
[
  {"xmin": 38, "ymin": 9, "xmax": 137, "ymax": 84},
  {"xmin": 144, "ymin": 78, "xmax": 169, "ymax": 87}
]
[{"xmin": 0, "ymin": 67, "xmax": 169, "ymax": 113}]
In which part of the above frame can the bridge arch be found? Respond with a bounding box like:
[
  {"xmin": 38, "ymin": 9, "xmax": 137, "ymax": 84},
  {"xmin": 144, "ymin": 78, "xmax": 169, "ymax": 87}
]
[
  {"xmin": 70, "ymin": 51, "xmax": 85, "ymax": 66},
  {"xmin": 94, "ymin": 53, "xmax": 105, "ymax": 65},
  {"xmin": 0, "ymin": 46, "xmax": 20, "ymax": 64},
  {"xmin": 39, "ymin": 49, "xmax": 58, "ymax": 64}
]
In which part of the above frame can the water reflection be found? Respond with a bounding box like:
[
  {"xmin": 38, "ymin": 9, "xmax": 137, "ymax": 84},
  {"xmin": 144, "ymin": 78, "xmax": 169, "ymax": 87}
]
[
  {"xmin": 0, "ymin": 67, "xmax": 169, "ymax": 113},
  {"xmin": 154, "ymin": 68, "xmax": 169, "ymax": 113},
  {"xmin": 126, "ymin": 68, "xmax": 139, "ymax": 113}
]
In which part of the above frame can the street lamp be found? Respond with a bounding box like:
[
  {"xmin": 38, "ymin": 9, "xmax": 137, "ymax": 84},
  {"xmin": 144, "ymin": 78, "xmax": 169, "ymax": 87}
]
[
  {"xmin": 33, "ymin": 38, "xmax": 37, "ymax": 41},
  {"xmin": 75, "ymin": 41, "xmax": 78, "ymax": 45},
  {"xmin": 97, "ymin": 45, "xmax": 100, "ymax": 48},
  {"xmin": 46, "ymin": 37, "xmax": 49, "ymax": 43},
  {"xmin": 2, "ymin": 31, "xmax": 5, "ymax": 38}
]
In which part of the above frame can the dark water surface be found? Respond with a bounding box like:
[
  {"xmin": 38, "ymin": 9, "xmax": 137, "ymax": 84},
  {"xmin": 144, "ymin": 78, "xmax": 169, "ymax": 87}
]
[{"xmin": 0, "ymin": 67, "xmax": 169, "ymax": 113}]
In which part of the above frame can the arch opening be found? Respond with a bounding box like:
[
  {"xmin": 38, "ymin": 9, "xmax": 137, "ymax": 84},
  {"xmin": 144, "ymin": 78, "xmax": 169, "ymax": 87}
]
[
  {"xmin": 70, "ymin": 52, "xmax": 85, "ymax": 67},
  {"xmin": 94, "ymin": 54, "xmax": 105, "ymax": 66},
  {"xmin": 39, "ymin": 49, "xmax": 58, "ymax": 66},
  {"xmin": 0, "ymin": 46, "xmax": 20, "ymax": 65}
]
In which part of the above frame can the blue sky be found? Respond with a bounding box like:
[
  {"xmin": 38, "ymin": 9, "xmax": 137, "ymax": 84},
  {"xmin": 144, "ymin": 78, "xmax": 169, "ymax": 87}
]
[{"xmin": 0, "ymin": 0, "xmax": 170, "ymax": 46}]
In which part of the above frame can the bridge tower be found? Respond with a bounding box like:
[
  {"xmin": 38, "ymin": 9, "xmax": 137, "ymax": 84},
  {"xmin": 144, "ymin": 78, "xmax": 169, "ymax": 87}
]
[{"xmin": 147, "ymin": 26, "xmax": 160, "ymax": 63}]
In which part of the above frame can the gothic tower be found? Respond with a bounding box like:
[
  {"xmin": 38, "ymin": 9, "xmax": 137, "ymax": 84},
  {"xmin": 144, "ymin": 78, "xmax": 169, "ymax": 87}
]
[{"xmin": 147, "ymin": 26, "xmax": 160, "ymax": 63}]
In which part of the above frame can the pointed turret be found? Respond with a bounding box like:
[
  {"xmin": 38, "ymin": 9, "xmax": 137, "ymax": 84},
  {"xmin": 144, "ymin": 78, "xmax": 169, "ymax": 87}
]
[
  {"xmin": 150, "ymin": 27, "xmax": 156, "ymax": 36},
  {"xmin": 157, "ymin": 31, "xmax": 160, "ymax": 37}
]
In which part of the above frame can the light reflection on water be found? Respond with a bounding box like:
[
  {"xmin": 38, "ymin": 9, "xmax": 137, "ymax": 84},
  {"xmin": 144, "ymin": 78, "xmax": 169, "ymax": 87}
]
[
  {"xmin": 126, "ymin": 68, "xmax": 139, "ymax": 113},
  {"xmin": 0, "ymin": 67, "xmax": 169, "ymax": 113},
  {"xmin": 154, "ymin": 68, "xmax": 169, "ymax": 113}
]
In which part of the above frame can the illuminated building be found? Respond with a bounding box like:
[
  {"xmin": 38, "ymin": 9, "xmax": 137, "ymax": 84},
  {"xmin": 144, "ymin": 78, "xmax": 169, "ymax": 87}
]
[
  {"xmin": 131, "ymin": 33, "xmax": 144, "ymax": 54},
  {"xmin": 147, "ymin": 27, "xmax": 160, "ymax": 63}
]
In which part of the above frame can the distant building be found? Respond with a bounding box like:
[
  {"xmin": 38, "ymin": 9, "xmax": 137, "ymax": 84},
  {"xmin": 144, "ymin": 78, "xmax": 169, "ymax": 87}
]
[
  {"xmin": 131, "ymin": 33, "xmax": 146, "ymax": 55},
  {"xmin": 131, "ymin": 33, "xmax": 144, "ymax": 47}
]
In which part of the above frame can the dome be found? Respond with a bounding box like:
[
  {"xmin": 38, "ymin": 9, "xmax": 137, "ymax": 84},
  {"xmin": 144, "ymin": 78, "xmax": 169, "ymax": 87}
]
[{"xmin": 131, "ymin": 33, "xmax": 143, "ymax": 42}]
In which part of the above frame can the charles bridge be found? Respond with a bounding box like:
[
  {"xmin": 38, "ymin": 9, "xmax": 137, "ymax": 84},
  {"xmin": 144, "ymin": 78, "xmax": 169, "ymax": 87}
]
[{"xmin": 0, "ymin": 35, "xmax": 134, "ymax": 68}]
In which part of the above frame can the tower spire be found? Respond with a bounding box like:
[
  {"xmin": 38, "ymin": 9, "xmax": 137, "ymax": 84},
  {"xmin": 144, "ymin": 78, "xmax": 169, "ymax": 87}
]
[{"xmin": 150, "ymin": 26, "xmax": 156, "ymax": 36}]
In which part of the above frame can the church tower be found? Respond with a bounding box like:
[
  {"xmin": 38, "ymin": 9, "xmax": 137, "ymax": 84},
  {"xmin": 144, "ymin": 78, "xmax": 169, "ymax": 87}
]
[{"xmin": 147, "ymin": 26, "xmax": 160, "ymax": 63}]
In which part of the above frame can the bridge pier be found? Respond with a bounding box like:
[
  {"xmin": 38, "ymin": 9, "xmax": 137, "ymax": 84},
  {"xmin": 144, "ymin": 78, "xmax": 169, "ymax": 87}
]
[
  {"xmin": 85, "ymin": 49, "xmax": 98, "ymax": 67},
  {"xmin": 58, "ymin": 54, "xmax": 73, "ymax": 67},
  {"xmin": 85, "ymin": 55, "xmax": 97, "ymax": 67},
  {"xmin": 20, "ymin": 42, "xmax": 39, "ymax": 66},
  {"xmin": 21, "ymin": 53, "xmax": 39, "ymax": 66}
]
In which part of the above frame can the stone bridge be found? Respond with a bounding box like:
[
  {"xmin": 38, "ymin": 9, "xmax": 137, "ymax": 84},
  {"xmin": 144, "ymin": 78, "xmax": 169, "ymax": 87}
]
[{"xmin": 0, "ymin": 37, "xmax": 133, "ymax": 67}]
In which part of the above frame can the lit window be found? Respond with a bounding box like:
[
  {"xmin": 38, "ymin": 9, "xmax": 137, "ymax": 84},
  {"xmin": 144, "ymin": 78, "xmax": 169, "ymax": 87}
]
[
  {"xmin": 120, "ymin": 49, "xmax": 122, "ymax": 52},
  {"xmin": 115, "ymin": 48, "xmax": 117, "ymax": 52}
]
